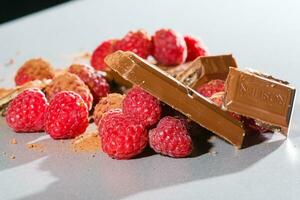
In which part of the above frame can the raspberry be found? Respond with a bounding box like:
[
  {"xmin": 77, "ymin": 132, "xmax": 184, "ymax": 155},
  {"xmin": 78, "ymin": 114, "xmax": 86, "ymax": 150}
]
[
  {"xmin": 98, "ymin": 109, "xmax": 148, "ymax": 159},
  {"xmin": 209, "ymin": 92, "xmax": 242, "ymax": 121},
  {"xmin": 209, "ymin": 91, "xmax": 224, "ymax": 107},
  {"xmin": 115, "ymin": 30, "xmax": 152, "ymax": 59},
  {"xmin": 152, "ymin": 29, "xmax": 187, "ymax": 66},
  {"xmin": 93, "ymin": 93, "xmax": 125, "ymax": 126},
  {"xmin": 184, "ymin": 35, "xmax": 208, "ymax": 61},
  {"xmin": 15, "ymin": 58, "xmax": 55, "ymax": 86},
  {"xmin": 6, "ymin": 89, "xmax": 48, "ymax": 132},
  {"xmin": 209, "ymin": 95, "xmax": 268, "ymax": 132},
  {"xmin": 45, "ymin": 91, "xmax": 89, "ymax": 139},
  {"xmin": 242, "ymin": 117, "xmax": 270, "ymax": 133},
  {"xmin": 149, "ymin": 116, "xmax": 192, "ymax": 158},
  {"xmin": 45, "ymin": 72, "xmax": 93, "ymax": 110},
  {"xmin": 91, "ymin": 39, "xmax": 117, "ymax": 70},
  {"xmin": 197, "ymin": 79, "xmax": 225, "ymax": 98},
  {"xmin": 68, "ymin": 64, "xmax": 110, "ymax": 102},
  {"xmin": 123, "ymin": 86, "xmax": 161, "ymax": 127}
]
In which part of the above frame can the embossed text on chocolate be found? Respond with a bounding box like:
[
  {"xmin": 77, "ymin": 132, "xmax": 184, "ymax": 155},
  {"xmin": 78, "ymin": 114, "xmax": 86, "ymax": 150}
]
[{"xmin": 238, "ymin": 77, "xmax": 286, "ymax": 106}]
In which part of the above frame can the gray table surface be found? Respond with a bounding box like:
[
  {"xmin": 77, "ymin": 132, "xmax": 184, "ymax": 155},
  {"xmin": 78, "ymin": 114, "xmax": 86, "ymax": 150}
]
[{"xmin": 0, "ymin": 0, "xmax": 300, "ymax": 199}]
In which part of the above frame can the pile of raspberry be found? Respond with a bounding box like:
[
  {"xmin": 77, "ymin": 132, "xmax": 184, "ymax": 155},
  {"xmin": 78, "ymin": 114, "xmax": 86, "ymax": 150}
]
[
  {"xmin": 8, "ymin": 60, "xmax": 110, "ymax": 140},
  {"xmin": 96, "ymin": 86, "xmax": 193, "ymax": 159},
  {"xmin": 90, "ymin": 28, "xmax": 208, "ymax": 70},
  {"xmin": 7, "ymin": 27, "xmax": 207, "ymax": 160},
  {"xmin": 4, "ymin": 28, "xmax": 270, "ymax": 161}
]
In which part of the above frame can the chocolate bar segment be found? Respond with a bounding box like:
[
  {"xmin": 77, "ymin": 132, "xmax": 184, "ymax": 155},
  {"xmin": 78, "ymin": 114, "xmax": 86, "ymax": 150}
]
[
  {"xmin": 224, "ymin": 67, "xmax": 296, "ymax": 134},
  {"xmin": 176, "ymin": 54, "xmax": 238, "ymax": 89},
  {"xmin": 105, "ymin": 51, "xmax": 245, "ymax": 148}
]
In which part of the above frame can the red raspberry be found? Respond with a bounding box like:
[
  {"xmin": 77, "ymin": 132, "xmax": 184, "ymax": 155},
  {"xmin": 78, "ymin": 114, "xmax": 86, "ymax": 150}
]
[
  {"xmin": 197, "ymin": 79, "xmax": 225, "ymax": 98},
  {"xmin": 6, "ymin": 89, "xmax": 48, "ymax": 132},
  {"xmin": 242, "ymin": 117, "xmax": 270, "ymax": 133},
  {"xmin": 98, "ymin": 109, "xmax": 148, "ymax": 159},
  {"xmin": 149, "ymin": 116, "xmax": 192, "ymax": 158},
  {"xmin": 152, "ymin": 29, "xmax": 187, "ymax": 66},
  {"xmin": 114, "ymin": 30, "xmax": 152, "ymax": 59},
  {"xmin": 45, "ymin": 72, "xmax": 93, "ymax": 110},
  {"xmin": 209, "ymin": 92, "xmax": 242, "ymax": 121},
  {"xmin": 45, "ymin": 91, "xmax": 89, "ymax": 139},
  {"xmin": 68, "ymin": 64, "xmax": 110, "ymax": 102},
  {"xmin": 123, "ymin": 86, "xmax": 161, "ymax": 127},
  {"xmin": 15, "ymin": 58, "xmax": 55, "ymax": 86},
  {"xmin": 93, "ymin": 93, "xmax": 124, "ymax": 126},
  {"xmin": 209, "ymin": 92, "xmax": 224, "ymax": 107},
  {"xmin": 91, "ymin": 39, "xmax": 117, "ymax": 70},
  {"xmin": 184, "ymin": 35, "xmax": 208, "ymax": 61}
]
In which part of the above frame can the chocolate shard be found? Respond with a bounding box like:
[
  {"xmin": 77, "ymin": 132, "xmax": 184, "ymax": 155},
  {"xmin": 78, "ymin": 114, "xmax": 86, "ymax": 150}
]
[
  {"xmin": 105, "ymin": 51, "xmax": 245, "ymax": 148},
  {"xmin": 223, "ymin": 67, "xmax": 296, "ymax": 134},
  {"xmin": 176, "ymin": 54, "xmax": 238, "ymax": 89}
]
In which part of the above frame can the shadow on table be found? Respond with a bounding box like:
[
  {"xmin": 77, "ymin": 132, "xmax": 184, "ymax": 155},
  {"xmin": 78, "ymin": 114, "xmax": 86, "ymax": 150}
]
[
  {"xmin": 3, "ymin": 102, "xmax": 300, "ymax": 200},
  {"xmin": 9, "ymin": 123, "xmax": 286, "ymax": 200}
]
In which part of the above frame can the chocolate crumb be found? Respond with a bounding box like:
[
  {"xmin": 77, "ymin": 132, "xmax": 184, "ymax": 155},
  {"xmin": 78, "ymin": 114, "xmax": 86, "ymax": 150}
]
[
  {"xmin": 72, "ymin": 131, "xmax": 101, "ymax": 152},
  {"xmin": 5, "ymin": 59, "xmax": 15, "ymax": 66},
  {"xmin": 208, "ymin": 136, "xmax": 216, "ymax": 142},
  {"xmin": 26, "ymin": 143, "xmax": 44, "ymax": 151},
  {"xmin": 10, "ymin": 155, "xmax": 16, "ymax": 159},
  {"xmin": 73, "ymin": 52, "xmax": 91, "ymax": 62},
  {"xmin": 11, "ymin": 138, "xmax": 17, "ymax": 144},
  {"xmin": 93, "ymin": 93, "xmax": 125, "ymax": 125},
  {"xmin": 209, "ymin": 149, "xmax": 218, "ymax": 156}
]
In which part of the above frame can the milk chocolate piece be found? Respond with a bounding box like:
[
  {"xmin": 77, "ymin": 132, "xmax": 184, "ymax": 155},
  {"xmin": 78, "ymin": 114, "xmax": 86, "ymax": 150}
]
[
  {"xmin": 105, "ymin": 51, "xmax": 245, "ymax": 148},
  {"xmin": 176, "ymin": 54, "xmax": 238, "ymax": 89},
  {"xmin": 224, "ymin": 67, "xmax": 296, "ymax": 134}
]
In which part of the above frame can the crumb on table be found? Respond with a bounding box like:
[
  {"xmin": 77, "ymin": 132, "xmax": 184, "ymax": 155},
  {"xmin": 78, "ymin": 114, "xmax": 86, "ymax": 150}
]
[{"xmin": 10, "ymin": 138, "xmax": 17, "ymax": 144}]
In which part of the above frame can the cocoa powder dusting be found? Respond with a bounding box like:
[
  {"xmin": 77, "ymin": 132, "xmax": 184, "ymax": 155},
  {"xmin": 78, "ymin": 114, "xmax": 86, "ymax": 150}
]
[
  {"xmin": 26, "ymin": 143, "xmax": 44, "ymax": 151},
  {"xmin": 72, "ymin": 52, "xmax": 91, "ymax": 62},
  {"xmin": 72, "ymin": 132, "xmax": 101, "ymax": 152},
  {"xmin": 93, "ymin": 93, "xmax": 125, "ymax": 125},
  {"xmin": 10, "ymin": 138, "xmax": 17, "ymax": 144},
  {"xmin": 5, "ymin": 59, "xmax": 15, "ymax": 66}
]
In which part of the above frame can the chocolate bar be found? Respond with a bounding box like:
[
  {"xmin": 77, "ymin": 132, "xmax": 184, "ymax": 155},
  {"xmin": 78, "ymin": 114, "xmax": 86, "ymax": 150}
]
[
  {"xmin": 105, "ymin": 51, "xmax": 246, "ymax": 148},
  {"xmin": 176, "ymin": 54, "xmax": 238, "ymax": 89},
  {"xmin": 223, "ymin": 67, "xmax": 296, "ymax": 134}
]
